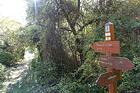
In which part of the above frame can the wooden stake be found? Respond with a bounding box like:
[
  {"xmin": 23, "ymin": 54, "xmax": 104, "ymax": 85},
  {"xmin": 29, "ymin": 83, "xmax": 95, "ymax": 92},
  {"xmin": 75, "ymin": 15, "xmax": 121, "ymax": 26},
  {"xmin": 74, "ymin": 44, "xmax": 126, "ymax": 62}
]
[
  {"xmin": 109, "ymin": 81, "xmax": 117, "ymax": 93},
  {"xmin": 105, "ymin": 22, "xmax": 119, "ymax": 93}
]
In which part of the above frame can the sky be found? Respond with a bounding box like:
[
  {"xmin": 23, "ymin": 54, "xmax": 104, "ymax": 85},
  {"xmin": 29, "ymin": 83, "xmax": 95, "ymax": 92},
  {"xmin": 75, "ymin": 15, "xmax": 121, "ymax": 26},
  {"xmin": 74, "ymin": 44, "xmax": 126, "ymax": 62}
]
[{"xmin": 0, "ymin": 0, "xmax": 27, "ymax": 25}]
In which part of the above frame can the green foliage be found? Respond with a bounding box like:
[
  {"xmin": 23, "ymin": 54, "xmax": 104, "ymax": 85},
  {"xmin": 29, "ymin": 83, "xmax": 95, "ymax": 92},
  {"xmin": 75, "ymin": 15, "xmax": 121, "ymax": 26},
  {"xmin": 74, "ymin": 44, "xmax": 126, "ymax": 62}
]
[
  {"xmin": 0, "ymin": 63, "xmax": 5, "ymax": 88},
  {"xmin": 13, "ymin": 47, "xmax": 25, "ymax": 61},
  {"xmin": 7, "ymin": 69, "xmax": 39, "ymax": 93},
  {"xmin": 47, "ymin": 77, "xmax": 106, "ymax": 93},
  {"xmin": 119, "ymin": 57, "xmax": 140, "ymax": 92},
  {"xmin": 0, "ymin": 18, "xmax": 26, "ymax": 62},
  {"xmin": 0, "ymin": 51, "xmax": 15, "ymax": 66},
  {"xmin": 31, "ymin": 58, "xmax": 58, "ymax": 85},
  {"xmin": 14, "ymin": 0, "xmax": 140, "ymax": 93},
  {"xmin": 7, "ymin": 58, "xmax": 57, "ymax": 93},
  {"xmin": 10, "ymin": 58, "xmax": 106, "ymax": 93},
  {"xmin": 51, "ymin": 60, "xmax": 106, "ymax": 93},
  {"xmin": 74, "ymin": 61, "xmax": 102, "ymax": 83}
]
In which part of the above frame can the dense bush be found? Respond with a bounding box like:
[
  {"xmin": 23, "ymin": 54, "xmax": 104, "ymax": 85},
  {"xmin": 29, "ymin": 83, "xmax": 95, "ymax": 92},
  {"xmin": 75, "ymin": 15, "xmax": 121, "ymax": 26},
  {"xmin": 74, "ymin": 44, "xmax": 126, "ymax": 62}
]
[
  {"xmin": 13, "ymin": 48, "xmax": 25, "ymax": 61},
  {"xmin": 47, "ymin": 77, "xmax": 106, "ymax": 93},
  {"xmin": 119, "ymin": 57, "xmax": 140, "ymax": 92},
  {"xmin": 0, "ymin": 40, "xmax": 25, "ymax": 66},
  {"xmin": 46, "ymin": 61, "xmax": 106, "ymax": 93},
  {"xmin": 0, "ymin": 51, "xmax": 15, "ymax": 66},
  {"xmin": 0, "ymin": 63, "xmax": 6, "ymax": 89},
  {"xmin": 10, "ymin": 57, "xmax": 106, "ymax": 93},
  {"xmin": 8, "ymin": 58, "xmax": 58, "ymax": 93},
  {"xmin": 31, "ymin": 58, "xmax": 58, "ymax": 86}
]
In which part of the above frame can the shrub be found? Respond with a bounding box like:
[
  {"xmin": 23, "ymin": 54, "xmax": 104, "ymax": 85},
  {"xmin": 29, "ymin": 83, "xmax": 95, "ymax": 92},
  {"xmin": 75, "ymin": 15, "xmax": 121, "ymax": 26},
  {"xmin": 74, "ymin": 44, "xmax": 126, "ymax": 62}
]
[
  {"xmin": 10, "ymin": 57, "xmax": 107, "ymax": 93},
  {"xmin": 0, "ymin": 63, "xmax": 6, "ymax": 89},
  {"xmin": 31, "ymin": 58, "xmax": 58, "ymax": 85},
  {"xmin": 46, "ymin": 75, "xmax": 106, "ymax": 93},
  {"xmin": 0, "ymin": 51, "xmax": 15, "ymax": 66},
  {"xmin": 14, "ymin": 47, "xmax": 25, "ymax": 61},
  {"xmin": 8, "ymin": 58, "xmax": 59, "ymax": 93},
  {"xmin": 47, "ymin": 60, "xmax": 106, "ymax": 93},
  {"xmin": 119, "ymin": 57, "xmax": 140, "ymax": 92}
]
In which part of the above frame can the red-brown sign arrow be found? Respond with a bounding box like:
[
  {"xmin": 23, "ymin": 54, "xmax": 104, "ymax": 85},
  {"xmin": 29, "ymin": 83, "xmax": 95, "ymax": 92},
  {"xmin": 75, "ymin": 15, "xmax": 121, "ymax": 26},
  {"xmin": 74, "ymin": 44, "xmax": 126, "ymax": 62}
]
[
  {"xmin": 99, "ymin": 56, "xmax": 134, "ymax": 72},
  {"xmin": 91, "ymin": 41, "xmax": 120, "ymax": 54},
  {"xmin": 96, "ymin": 71, "xmax": 121, "ymax": 87}
]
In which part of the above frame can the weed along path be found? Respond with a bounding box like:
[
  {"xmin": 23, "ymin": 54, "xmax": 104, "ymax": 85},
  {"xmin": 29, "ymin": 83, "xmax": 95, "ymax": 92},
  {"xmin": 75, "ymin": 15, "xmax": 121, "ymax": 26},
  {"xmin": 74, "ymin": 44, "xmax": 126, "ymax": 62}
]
[{"xmin": 0, "ymin": 51, "xmax": 34, "ymax": 93}]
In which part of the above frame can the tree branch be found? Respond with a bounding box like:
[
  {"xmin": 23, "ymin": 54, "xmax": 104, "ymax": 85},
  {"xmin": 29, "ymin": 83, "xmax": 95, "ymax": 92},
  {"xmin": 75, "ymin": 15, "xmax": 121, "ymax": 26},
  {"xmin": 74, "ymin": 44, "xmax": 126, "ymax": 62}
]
[
  {"xmin": 59, "ymin": 27, "xmax": 72, "ymax": 32},
  {"xmin": 55, "ymin": 0, "xmax": 77, "ymax": 35},
  {"xmin": 78, "ymin": 18, "xmax": 95, "ymax": 32}
]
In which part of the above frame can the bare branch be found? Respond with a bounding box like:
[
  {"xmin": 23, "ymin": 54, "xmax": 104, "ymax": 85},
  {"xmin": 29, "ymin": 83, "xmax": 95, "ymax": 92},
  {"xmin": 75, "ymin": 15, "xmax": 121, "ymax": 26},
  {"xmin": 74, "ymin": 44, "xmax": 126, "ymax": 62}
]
[
  {"xmin": 59, "ymin": 27, "xmax": 72, "ymax": 32},
  {"xmin": 55, "ymin": 0, "xmax": 77, "ymax": 35}
]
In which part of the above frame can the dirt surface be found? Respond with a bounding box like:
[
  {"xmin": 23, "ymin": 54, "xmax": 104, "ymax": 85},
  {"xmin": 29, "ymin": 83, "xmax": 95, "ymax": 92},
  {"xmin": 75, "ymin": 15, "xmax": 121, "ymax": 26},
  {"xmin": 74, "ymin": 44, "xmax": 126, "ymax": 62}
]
[{"xmin": 0, "ymin": 52, "xmax": 34, "ymax": 93}]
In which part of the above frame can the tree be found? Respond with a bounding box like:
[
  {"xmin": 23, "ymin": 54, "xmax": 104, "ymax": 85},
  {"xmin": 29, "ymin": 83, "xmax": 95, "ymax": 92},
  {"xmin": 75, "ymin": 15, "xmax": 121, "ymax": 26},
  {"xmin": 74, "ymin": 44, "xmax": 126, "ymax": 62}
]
[{"xmin": 0, "ymin": 17, "xmax": 25, "ymax": 62}]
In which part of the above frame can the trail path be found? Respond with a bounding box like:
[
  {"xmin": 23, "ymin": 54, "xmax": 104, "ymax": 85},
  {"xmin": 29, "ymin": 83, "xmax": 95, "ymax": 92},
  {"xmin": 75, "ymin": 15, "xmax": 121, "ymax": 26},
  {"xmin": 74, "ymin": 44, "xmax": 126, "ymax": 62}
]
[{"xmin": 0, "ymin": 51, "xmax": 34, "ymax": 93}]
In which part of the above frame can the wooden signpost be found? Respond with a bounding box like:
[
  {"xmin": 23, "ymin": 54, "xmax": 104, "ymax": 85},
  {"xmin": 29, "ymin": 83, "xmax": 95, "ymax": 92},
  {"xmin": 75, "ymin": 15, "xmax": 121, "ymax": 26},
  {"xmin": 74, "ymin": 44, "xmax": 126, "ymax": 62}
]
[
  {"xmin": 91, "ymin": 41, "xmax": 120, "ymax": 54},
  {"xmin": 91, "ymin": 22, "xmax": 134, "ymax": 93},
  {"xmin": 96, "ymin": 71, "xmax": 121, "ymax": 87},
  {"xmin": 99, "ymin": 56, "xmax": 134, "ymax": 72}
]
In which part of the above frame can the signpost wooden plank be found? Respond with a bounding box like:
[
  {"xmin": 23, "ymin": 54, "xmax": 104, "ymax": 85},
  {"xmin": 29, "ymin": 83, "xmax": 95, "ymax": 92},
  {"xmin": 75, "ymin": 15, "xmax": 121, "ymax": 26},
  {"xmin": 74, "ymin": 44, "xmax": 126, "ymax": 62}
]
[
  {"xmin": 91, "ymin": 41, "xmax": 120, "ymax": 54},
  {"xmin": 99, "ymin": 56, "xmax": 134, "ymax": 72},
  {"xmin": 96, "ymin": 71, "xmax": 121, "ymax": 87},
  {"xmin": 91, "ymin": 21, "xmax": 134, "ymax": 93}
]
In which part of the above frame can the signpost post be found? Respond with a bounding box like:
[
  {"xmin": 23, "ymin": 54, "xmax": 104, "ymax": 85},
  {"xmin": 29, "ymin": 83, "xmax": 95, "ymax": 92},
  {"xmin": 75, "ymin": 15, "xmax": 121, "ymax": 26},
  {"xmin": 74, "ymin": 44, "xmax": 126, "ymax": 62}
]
[
  {"xmin": 91, "ymin": 21, "xmax": 134, "ymax": 93},
  {"xmin": 96, "ymin": 71, "xmax": 121, "ymax": 87},
  {"xmin": 105, "ymin": 22, "xmax": 120, "ymax": 93}
]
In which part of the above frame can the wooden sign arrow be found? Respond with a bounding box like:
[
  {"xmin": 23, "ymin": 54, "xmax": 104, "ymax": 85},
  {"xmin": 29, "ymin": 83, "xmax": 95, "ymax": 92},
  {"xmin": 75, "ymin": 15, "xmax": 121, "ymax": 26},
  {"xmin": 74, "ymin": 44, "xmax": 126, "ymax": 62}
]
[
  {"xmin": 91, "ymin": 41, "xmax": 120, "ymax": 54},
  {"xmin": 99, "ymin": 56, "xmax": 134, "ymax": 72},
  {"xmin": 96, "ymin": 71, "xmax": 121, "ymax": 87}
]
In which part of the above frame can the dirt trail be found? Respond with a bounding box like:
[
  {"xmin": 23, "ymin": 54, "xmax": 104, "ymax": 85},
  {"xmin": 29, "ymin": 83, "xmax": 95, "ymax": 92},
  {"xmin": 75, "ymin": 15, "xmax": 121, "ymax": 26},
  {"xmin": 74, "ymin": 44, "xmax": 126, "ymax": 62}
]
[{"xmin": 0, "ymin": 52, "xmax": 34, "ymax": 93}]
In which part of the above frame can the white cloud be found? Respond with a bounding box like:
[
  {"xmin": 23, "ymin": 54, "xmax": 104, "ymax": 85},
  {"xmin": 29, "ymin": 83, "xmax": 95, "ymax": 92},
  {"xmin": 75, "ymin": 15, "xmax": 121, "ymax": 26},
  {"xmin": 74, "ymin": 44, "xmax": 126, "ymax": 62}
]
[{"xmin": 0, "ymin": 0, "xmax": 27, "ymax": 25}]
